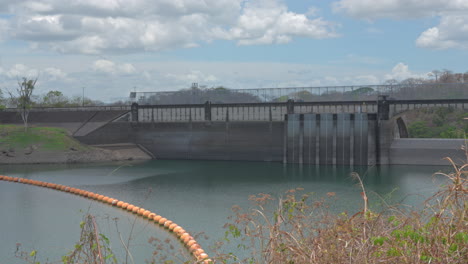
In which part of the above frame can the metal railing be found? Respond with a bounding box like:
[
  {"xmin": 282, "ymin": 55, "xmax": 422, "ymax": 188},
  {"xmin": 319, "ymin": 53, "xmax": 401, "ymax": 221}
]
[
  {"xmin": 134, "ymin": 98, "xmax": 468, "ymax": 123},
  {"xmin": 131, "ymin": 83, "xmax": 468, "ymax": 104},
  {"xmin": 2, "ymin": 105, "xmax": 131, "ymax": 112}
]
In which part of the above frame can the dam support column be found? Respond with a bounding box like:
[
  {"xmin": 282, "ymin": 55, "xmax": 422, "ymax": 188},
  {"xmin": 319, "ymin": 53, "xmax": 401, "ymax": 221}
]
[
  {"xmin": 353, "ymin": 113, "xmax": 369, "ymax": 166},
  {"xmin": 377, "ymin": 95, "xmax": 391, "ymax": 165},
  {"xmin": 336, "ymin": 113, "xmax": 351, "ymax": 165},
  {"xmin": 131, "ymin": 103, "xmax": 139, "ymax": 122}
]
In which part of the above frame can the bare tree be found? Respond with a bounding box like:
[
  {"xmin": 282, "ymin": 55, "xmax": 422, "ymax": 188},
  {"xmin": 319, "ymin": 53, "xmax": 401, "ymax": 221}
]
[
  {"xmin": 429, "ymin": 69, "xmax": 441, "ymax": 82},
  {"xmin": 12, "ymin": 77, "xmax": 37, "ymax": 131}
]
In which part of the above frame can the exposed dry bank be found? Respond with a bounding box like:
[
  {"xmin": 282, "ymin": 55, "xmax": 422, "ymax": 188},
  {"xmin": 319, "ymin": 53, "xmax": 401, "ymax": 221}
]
[{"xmin": 0, "ymin": 124, "xmax": 150, "ymax": 164}]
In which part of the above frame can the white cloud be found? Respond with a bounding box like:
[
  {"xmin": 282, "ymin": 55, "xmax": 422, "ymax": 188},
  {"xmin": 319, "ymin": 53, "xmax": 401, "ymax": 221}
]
[
  {"xmin": 332, "ymin": 0, "xmax": 468, "ymax": 19},
  {"xmin": 166, "ymin": 70, "xmax": 218, "ymax": 85},
  {"xmin": 214, "ymin": 0, "xmax": 338, "ymax": 45},
  {"xmin": 416, "ymin": 15, "xmax": 468, "ymax": 50},
  {"xmin": 383, "ymin": 63, "xmax": 426, "ymax": 81},
  {"xmin": 333, "ymin": 0, "xmax": 468, "ymax": 50},
  {"xmin": 92, "ymin": 59, "xmax": 136, "ymax": 75},
  {"xmin": 43, "ymin": 67, "xmax": 67, "ymax": 81},
  {"xmin": 5, "ymin": 64, "xmax": 39, "ymax": 78},
  {"xmin": 0, "ymin": 18, "xmax": 10, "ymax": 41},
  {"xmin": 1, "ymin": 0, "xmax": 337, "ymax": 54},
  {"xmin": 1, "ymin": 64, "xmax": 68, "ymax": 81}
]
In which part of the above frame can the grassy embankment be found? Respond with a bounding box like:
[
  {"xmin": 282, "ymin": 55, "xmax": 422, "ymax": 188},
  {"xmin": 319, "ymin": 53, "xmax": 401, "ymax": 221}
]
[{"xmin": 0, "ymin": 124, "xmax": 87, "ymax": 152}]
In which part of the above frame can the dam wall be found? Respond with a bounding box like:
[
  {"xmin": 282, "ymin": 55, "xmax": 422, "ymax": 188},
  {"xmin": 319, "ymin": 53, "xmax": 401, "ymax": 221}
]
[
  {"xmin": 78, "ymin": 112, "xmax": 378, "ymax": 165},
  {"xmin": 78, "ymin": 121, "xmax": 285, "ymax": 162}
]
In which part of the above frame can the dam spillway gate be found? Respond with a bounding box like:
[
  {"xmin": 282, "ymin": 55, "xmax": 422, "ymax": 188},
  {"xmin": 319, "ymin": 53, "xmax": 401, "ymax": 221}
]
[{"xmin": 285, "ymin": 113, "xmax": 377, "ymax": 165}]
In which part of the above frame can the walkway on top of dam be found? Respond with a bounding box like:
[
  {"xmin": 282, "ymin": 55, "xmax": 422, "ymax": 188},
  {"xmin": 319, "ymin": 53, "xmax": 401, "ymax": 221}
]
[{"xmin": 132, "ymin": 98, "xmax": 468, "ymax": 122}]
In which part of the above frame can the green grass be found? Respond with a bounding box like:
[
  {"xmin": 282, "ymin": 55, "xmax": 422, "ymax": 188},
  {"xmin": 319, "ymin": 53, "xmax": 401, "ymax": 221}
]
[{"xmin": 0, "ymin": 124, "xmax": 88, "ymax": 151}]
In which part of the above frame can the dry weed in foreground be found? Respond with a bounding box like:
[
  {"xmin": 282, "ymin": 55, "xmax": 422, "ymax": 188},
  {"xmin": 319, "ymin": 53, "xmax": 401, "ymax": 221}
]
[
  {"xmin": 213, "ymin": 159, "xmax": 467, "ymax": 264},
  {"xmin": 16, "ymin": 214, "xmax": 118, "ymax": 264}
]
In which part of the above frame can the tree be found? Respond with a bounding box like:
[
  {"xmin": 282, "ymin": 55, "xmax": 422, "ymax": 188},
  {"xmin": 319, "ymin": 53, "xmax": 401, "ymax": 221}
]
[
  {"xmin": 40, "ymin": 90, "xmax": 69, "ymax": 107},
  {"xmin": 13, "ymin": 77, "xmax": 37, "ymax": 131},
  {"xmin": 429, "ymin": 70, "xmax": 441, "ymax": 82},
  {"xmin": 0, "ymin": 88, "xmax": 6, "ymax": 110}
]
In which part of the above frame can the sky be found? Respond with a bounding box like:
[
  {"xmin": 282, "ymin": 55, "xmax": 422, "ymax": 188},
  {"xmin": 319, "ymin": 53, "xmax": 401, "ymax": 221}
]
[{"xmin": 0, "ymin": 0, "xmax": 467, "ymax": 102}]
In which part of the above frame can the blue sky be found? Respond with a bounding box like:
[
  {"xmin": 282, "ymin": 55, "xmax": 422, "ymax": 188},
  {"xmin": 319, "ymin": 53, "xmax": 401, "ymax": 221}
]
[{"xmin": 0, "ymin": 0, "xmax": 467, "ymax": 102}]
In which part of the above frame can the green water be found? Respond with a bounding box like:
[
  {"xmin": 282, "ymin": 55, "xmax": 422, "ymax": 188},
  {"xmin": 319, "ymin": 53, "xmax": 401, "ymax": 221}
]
[{"xmin": 0, "ymin": 160, "xmax": 450, "ymax": 263}]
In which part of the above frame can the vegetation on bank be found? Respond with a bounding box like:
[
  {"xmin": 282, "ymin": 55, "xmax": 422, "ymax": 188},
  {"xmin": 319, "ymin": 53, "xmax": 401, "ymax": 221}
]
[
  {"xmin": 0, "ymin": 124, "xmax": 87, "ymax": 152},
  {"xmin": 13, "ymin": 158, "xmax": 467, "ymax": 264},
  {"xmin": 214, "ymin": 158, "xmax": 467, "ymax": 263},
  {"xmin": 404, "ymin": 107, "xmax": 468, "ymax": 138}
]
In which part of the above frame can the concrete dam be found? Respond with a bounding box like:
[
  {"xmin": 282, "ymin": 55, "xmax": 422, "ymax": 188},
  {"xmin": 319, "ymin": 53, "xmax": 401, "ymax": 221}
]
[{"xmin": 1, "ymin": 98, "xmax": 467, "ymax": 166}]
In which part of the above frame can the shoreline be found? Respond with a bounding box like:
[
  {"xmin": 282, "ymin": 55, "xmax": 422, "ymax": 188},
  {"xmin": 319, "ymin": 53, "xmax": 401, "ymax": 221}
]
[{"xmin": 0, "ymin": 144, "xmax": 152, "ymax": 165}]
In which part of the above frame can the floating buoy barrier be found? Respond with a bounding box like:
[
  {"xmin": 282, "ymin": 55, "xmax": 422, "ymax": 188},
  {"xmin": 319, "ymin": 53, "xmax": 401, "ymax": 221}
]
[{"xmin": 0, "ymin": 175, "xmax": 212, "ymax": 263}]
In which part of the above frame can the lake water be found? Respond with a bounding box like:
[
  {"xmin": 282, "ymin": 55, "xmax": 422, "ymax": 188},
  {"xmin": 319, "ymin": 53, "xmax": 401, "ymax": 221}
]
[{"xmin": 0, "ymin": 160, "xmax": 450, "ymax": 263}]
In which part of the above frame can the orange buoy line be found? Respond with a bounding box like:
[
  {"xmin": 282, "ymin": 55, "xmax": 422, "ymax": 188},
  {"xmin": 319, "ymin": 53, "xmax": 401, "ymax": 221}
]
[{"xmin": 0, "ymin": 175, "xmax": 212, "ymax": 263}]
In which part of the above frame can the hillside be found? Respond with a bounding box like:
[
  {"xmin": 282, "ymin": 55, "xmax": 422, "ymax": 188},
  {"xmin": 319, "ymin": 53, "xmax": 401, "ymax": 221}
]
[{"xmin": 397, "ymin": 107, "xmax": 468, "ymax": 138}]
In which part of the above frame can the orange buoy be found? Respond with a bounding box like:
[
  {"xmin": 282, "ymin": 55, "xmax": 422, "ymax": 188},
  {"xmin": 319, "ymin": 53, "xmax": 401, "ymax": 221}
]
[
  {"xmin": 202, "ymin": 258, "xmax": 212, "ymax": 264},
  {"xmin": 137, "ymin": 208, "xmax": 146, "ymax": 216},
  {"xmin": 173, "ymin": 226, "xmax": 182, "ymax": 234},
  {"xmin": 183, "ymin": 236, "xmax": 194, "ymax": 244},
  {"xmin": 189, "ymin": 243, "xmax": 200, "ymax": 252},
  {"xmin": 153, "ymin": 215, "xmax": 162, "ymax": 222},
  {"xmin": 143, "ymin": 210, "xmax": 151, "ymax": 218},
  {"xmin": 168, "ymin": 223, "xmax": 178, "ymax": 231},
  {"xmin": 180, "ymin": 233, "xmax": 190, "ymax": 241},
  {"xmin": 164, "ymin": 220, "xmax": 173, "ymax": 228},
  {"xmin": 186, "ymin": 240, "xmax": 197, "ymax": 247},
  {"xmin": 2, "ymin": 176, "xmax": 210, "ymax": 263},
  {"xmin": 158, "ymin": 217, "xmax": 167, "ymax": 225},
  {"xmin": 194, "ymin": 248, "xmax": 205, "ymax": 255}
]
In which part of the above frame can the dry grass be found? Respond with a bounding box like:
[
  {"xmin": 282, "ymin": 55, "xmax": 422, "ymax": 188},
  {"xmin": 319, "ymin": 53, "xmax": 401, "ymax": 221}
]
[{"xmin": 213, "ymin": 158, "xmax": 468, "ymax": 264}]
